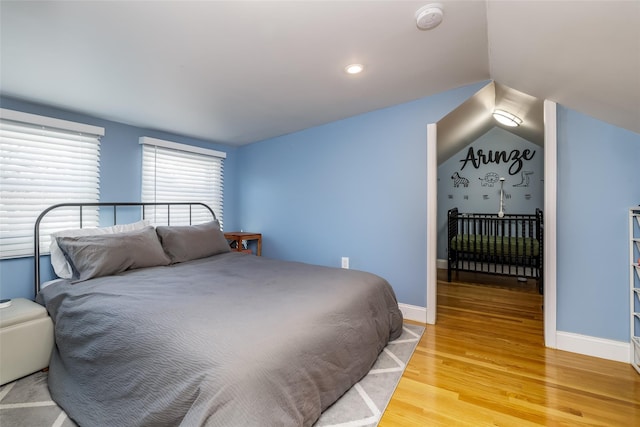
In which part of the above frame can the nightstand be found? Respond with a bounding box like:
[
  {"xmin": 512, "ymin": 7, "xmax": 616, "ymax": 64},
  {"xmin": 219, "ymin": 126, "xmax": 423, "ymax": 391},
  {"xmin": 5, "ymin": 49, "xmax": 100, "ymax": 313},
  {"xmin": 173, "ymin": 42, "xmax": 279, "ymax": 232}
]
[
  {"xmin": 224, "ymin": 232, "xmax": 262, "ymax": 256},
  {"xmin": 0, "ymin": 298, "xmax": 54, "ymax": 385}
]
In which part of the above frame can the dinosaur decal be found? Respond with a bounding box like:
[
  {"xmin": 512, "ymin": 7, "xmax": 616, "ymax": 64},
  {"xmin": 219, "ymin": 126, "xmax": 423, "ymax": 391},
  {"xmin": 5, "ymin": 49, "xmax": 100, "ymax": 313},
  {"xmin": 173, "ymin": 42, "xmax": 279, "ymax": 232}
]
[{"xmin": 513, "ymin": 170, "xmax": 534, "ymax": 187}]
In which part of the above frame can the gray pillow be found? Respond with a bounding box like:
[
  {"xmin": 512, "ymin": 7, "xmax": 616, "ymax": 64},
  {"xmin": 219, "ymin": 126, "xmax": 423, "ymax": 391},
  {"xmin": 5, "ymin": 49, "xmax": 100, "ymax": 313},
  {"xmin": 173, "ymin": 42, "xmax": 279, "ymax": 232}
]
[
  {"xmin": 156, "ymin": 220, "xmax": 230, "ymax": 264},
  {"xmin": 56, "ymin": 226, "xmax": 171, "ymax": 282},
  {"xmin": 50, "ymin": 220, "xmax": 152, "ymax": 279}
]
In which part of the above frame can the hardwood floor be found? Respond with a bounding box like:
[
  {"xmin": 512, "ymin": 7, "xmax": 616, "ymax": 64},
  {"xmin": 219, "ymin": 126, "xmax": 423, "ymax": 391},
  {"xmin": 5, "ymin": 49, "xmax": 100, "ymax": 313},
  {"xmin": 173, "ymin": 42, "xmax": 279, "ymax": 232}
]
[{"xmin": 379, "ymin": 271, "xmax": 640, "ymax": 426}]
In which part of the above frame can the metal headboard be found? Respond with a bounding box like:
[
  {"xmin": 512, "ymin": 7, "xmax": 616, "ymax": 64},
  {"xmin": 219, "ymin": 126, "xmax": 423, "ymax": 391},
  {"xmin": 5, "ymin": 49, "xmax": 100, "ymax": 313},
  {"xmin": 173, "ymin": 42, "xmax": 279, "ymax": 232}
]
[{"xmin": 34, "ymin": 202, "xmax": 216, "ymax": 296}]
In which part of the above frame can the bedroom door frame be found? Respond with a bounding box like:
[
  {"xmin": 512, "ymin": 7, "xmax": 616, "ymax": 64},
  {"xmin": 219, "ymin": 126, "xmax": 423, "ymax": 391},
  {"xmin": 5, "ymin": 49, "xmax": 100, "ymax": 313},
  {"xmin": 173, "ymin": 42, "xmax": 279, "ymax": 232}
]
[{"xmin": 426, "ymin": 100, "xmax": 558, "ymax": 349}]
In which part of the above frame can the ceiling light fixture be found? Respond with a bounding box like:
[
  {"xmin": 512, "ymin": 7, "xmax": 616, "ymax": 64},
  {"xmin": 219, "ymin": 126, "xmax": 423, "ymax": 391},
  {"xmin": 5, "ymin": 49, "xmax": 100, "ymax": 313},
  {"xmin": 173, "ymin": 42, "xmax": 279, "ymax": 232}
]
[
  {"xmin": 415, "ymin": 3, "xmax": 444, "ymax": 30},
  {"xmin": 344, "ymin": 64, "xmax": 364, "ymax": 75},
  {"xmin": 493, "ymin": 109, "xmax": 523, "ymax": 127}
]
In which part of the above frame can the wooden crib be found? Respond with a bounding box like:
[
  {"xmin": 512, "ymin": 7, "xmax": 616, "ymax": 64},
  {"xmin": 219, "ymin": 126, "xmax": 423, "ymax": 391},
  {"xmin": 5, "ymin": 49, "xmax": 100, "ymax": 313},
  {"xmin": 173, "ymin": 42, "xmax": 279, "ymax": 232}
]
[{"xmin": 447, "ymin": 207, "xmax": 543, "ymax": 293}]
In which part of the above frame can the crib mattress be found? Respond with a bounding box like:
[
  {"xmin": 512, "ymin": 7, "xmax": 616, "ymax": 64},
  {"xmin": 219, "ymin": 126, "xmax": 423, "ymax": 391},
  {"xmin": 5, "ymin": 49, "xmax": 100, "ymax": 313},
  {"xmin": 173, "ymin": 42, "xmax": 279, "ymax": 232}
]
[{"xmin": 451, "ymin": 235, "xmax": 540, "ymax": 257}]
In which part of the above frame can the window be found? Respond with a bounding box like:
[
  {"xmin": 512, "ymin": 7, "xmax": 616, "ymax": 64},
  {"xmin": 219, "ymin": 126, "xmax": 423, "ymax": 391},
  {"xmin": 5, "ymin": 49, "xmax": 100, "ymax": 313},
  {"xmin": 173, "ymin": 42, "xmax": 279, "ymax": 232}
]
[
  {"xmin": 0, "ymin": 109, "xmax": 103, "ymax": 259},
  {"xmin": 140, "ymin": 137, "xmax": 225, "ymax": 227}
]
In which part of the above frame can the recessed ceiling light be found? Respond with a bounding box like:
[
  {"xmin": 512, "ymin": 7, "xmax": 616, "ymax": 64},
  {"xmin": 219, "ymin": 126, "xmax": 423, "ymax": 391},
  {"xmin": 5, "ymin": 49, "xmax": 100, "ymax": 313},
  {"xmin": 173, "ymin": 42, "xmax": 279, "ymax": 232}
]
[
  {"xmin": 493, "ymin": 109, "xmax": 523, "ymax": 127},
  {"xmin": 344, "ymin": 64, "xmax": 364, "ymax": 75}
]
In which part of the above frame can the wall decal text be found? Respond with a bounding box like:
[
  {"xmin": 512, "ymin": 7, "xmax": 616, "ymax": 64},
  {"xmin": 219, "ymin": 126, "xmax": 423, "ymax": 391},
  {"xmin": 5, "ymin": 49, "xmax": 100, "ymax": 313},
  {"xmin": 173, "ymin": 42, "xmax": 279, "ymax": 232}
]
[{"xmin": 459, "ymin": 147, "xmax": 536, "ymax": 175}]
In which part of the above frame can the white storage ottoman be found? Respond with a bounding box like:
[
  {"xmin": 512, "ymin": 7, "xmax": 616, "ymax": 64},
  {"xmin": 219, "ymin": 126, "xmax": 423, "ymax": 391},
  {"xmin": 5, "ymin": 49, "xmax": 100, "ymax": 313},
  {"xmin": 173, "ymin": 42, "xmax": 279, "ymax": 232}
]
[{"xmin": 0, "ymin": 298, "xmax": 54, "ymax": 385}]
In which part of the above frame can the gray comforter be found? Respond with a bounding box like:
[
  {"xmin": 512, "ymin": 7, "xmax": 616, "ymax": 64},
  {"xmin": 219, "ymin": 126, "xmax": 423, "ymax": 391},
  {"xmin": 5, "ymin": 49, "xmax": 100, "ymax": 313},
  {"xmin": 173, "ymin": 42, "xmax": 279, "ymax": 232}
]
[{"xmin": 37, "ymin": 253, "xmax": 403, "ymax": 426}]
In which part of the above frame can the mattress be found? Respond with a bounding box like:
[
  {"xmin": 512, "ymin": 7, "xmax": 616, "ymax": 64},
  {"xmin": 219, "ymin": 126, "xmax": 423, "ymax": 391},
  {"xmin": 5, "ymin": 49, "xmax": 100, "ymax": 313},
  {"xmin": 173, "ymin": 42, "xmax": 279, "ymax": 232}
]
[
  {"xmin": 451, "ymin": 234, "xmax": 540, "ymax": 257},
  {"xmin": 36, "ymin": 252, "xmax": 403, "ymax": 426}
]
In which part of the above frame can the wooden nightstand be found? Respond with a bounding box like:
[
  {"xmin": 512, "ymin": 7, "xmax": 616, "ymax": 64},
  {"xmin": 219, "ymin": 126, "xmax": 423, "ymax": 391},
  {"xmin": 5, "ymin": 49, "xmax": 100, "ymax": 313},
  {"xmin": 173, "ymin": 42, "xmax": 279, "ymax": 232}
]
[{"xmin": 224, "ymin": 232, "xmax": 262, "ymax": 256}]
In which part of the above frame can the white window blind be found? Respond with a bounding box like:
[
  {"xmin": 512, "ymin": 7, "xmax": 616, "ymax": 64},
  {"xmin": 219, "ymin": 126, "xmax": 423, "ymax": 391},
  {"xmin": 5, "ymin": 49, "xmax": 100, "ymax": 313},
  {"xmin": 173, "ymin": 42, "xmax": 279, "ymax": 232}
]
[
  {"xmin": 140, "ymin": 137, "xmax": 225, "ymax": 227},
  {"xmin": 0, "ymin": 109, "xmax": 103, "ymax": 259}
]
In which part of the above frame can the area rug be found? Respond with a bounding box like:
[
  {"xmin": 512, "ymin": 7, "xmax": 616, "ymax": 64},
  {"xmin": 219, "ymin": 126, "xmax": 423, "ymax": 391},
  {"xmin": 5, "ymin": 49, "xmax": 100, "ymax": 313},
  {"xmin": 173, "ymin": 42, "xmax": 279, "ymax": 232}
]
[
  {"xmin": 315, "ymin": 323, "xmax": 424, "ymax": 427},
  {"xmin": 0, "ymin": 324, "xmax": 423, "ymax": 427}
]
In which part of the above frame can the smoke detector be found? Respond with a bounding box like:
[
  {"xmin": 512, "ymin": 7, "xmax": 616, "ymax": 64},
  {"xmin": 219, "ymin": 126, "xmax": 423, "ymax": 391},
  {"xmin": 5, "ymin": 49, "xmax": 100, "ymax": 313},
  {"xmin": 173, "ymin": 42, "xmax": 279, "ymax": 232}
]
[{"xmin": 415, "ymin": 3, "xmax": 444, "ymax": 30}]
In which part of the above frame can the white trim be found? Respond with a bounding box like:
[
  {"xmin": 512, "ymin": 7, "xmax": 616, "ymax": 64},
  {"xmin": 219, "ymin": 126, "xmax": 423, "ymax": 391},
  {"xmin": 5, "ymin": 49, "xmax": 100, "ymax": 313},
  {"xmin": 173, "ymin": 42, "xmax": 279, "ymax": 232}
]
[
  {"xmin": 426, "ymin": 123, "xmax": 438, "ymax": 325},
  {"xmin": 427, "ymin": 99, "xmax": 559, "ymax": 346},
  {"xmin": 0, "ymin": 108, "xmax": 104, "ymax": 136},
  {"xmin": 398, "ymin": 303, "xmax": 427, "ymax": 324},
  {"xmin": 139, "ymin": 136, "xmax": 227, "ymax": 158},
  {"xmin": 543, "ymin": 100, "xmax": 558, "ymax": 348},
  {"xmin": 556, "ymin": 331, "xmax": 630, "ymax": 363},
  {"xmin": 437, "ymin": 258, "xmax": 448, "ymax": 269}
]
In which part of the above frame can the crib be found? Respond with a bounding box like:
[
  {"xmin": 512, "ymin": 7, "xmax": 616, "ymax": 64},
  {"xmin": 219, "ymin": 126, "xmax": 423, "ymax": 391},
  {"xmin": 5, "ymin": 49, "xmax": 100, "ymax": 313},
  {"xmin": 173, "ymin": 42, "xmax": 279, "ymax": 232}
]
[{"xmin": 447, "ymin": 207, "xmax": 543, "ymax": 293}]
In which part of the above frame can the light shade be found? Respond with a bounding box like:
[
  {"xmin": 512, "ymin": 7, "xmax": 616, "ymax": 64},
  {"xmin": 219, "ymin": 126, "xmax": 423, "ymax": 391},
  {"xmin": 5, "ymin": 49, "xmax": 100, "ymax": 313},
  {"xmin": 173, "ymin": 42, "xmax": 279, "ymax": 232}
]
[
  {"xmin": 344, "ymin": 64, "xmax": 364, "ymax": 74},
  {"xmin": 493, "ymin": 109, "xmax": 522, "ymax": 127}
]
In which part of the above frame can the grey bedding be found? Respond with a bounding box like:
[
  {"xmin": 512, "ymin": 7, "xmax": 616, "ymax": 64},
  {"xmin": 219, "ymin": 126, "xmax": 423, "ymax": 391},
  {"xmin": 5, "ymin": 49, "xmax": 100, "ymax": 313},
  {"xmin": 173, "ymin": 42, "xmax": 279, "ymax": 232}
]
[{"xmin": 37, "ymin": 252, "xmax": 403, "ymax": 426}]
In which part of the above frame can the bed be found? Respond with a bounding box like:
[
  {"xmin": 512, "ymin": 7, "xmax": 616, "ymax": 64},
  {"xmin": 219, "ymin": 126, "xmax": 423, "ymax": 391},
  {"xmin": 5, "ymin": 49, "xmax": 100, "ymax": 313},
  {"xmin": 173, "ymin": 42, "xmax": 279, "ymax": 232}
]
[
  {"xmin": 34, "ymin": 202, "xmax": 403, "ymax": 427},
  {"xmin": 447, "ymin": 207, "xmax": 543, "ymax": 293}
]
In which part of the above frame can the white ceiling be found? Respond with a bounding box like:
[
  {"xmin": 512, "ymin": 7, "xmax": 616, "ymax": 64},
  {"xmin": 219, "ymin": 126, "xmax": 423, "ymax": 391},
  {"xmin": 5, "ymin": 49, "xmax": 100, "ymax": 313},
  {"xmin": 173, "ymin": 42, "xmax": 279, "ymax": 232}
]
[
  {"xmin": 437, "ymin": 81, "xmax": 544, "ymax": 165},
  {"xmin": 1, "ymin": 1, "xmax": 638, "ymax": 146}
]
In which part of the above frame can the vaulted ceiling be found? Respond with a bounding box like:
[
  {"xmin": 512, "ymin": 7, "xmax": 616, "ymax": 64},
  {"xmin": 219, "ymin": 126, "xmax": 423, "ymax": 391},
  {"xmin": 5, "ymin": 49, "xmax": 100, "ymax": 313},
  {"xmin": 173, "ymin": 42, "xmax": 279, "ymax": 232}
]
[
  {"xmin": 1, "ymin": 1, "xmax": 638, "ymax": 146},
  {"xmin": 437, "ymin": 81, "xmax": 544, "ymax": 165}
]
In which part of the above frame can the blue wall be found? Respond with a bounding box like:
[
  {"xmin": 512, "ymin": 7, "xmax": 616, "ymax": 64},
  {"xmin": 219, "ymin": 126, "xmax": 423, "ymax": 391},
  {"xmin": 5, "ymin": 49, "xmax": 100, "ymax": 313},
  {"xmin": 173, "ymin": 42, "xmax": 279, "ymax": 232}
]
[
  {"xmin": 236, "ymin": 82, "xmax": 489, "ymax": 307},
  {"xmin": 437, "ymin": 127, "xmax": 544, "ymax": 259},
  {"xmin": 556, "ymin": 106, "xmax": 640, "ymax": 342},
  {"xmin": 236, "ymin": 89, "xmax": 640, "ymax": 344},
  {"xmin": 0, "ymin": 96, "xmax": 240, "ymax": 300},
  {"xmin": 3, "ymin": 85, "xmax": 639, "ymax": 345}
]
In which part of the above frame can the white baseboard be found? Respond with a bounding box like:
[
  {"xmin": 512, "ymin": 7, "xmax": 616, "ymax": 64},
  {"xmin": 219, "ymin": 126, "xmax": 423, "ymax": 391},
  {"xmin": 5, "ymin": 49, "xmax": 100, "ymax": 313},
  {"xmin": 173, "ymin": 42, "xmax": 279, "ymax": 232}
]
[
  {"xmin": 556, "ymin": 331, "xmax": 630, "ymax": 363},
  {"xmin": 398, "ymin": 303, "xmax": 427, "ymax": 324},
  {"xmin": 437, "ymin": 259, "xmax": 447, "ymax": 269}
]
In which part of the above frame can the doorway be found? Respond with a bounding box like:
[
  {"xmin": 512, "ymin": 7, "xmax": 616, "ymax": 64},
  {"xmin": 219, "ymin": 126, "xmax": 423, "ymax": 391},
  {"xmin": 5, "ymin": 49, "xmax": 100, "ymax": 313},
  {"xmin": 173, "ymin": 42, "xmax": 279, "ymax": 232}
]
[{"xmin": 426, "ymin": 84, "xmax": 557, "ymax": 348}]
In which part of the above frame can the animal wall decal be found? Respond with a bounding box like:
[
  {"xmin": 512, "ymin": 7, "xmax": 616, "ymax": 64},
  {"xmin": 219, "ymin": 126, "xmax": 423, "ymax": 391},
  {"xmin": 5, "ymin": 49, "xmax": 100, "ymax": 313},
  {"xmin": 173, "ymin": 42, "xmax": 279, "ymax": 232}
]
[
  {"xmin": 513, "ymin": 171, "xmax": 534, "ymax": 187},
  {"xmin": 451, "ymin": 172, "xmax": 469, "ymax": 188},
  {"xmin": 479, "ymin": 172, "xmax": 500, "ymax": 187}
]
